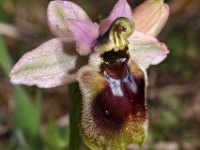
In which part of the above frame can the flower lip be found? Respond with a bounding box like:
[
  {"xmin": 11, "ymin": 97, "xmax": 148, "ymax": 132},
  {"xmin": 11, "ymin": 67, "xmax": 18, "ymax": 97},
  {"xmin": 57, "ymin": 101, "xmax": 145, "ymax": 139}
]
[{"xmin": 92, "ymin": 63, "xmax": 146, "ymax": 131}]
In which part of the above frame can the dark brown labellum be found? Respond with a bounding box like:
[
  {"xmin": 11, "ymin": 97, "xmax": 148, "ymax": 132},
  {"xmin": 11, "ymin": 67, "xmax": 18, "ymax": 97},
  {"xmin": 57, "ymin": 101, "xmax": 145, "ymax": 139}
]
[{"xmin": 92, "ymin": 48, "xmax": 146, "ymax": 131}]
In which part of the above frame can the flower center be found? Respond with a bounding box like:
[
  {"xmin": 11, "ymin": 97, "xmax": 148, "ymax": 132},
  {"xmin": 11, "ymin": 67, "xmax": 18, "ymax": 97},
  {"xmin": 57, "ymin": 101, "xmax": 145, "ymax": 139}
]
[
  {"xmin": 101, "ymin": 46, "xmax": 129, "ymax": 78},
  {"xmin": 95, "ymin": 17, "xmax": 134, "ymax": 54}
]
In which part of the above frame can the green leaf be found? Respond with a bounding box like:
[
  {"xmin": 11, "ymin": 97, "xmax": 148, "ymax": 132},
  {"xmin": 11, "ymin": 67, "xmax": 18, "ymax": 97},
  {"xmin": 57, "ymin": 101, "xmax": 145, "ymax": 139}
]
[
  {"xmin": 14, "ymin": 87, "xmax": 42, "ymax": 140},
  {"xmin": 0, "ymin": 36, "xmax": 42, "ymax": 149},
  {"xmin": 15, "ymin": 129, "xmax": 31, "ymax": 150},
  {"xmin": 44, "ymin": 118, "xmax": 69, "ymax": 150},
  {"xmin": 0, "ymin": 36, "xmax": 12, "ymax": 74},
  {"xmin": 0, "ymin": 1, "xmax": 11, "ymax": 22},
  {"xmin": 68, "ymin": 82, "xmax": 82, "ymax": 150}
]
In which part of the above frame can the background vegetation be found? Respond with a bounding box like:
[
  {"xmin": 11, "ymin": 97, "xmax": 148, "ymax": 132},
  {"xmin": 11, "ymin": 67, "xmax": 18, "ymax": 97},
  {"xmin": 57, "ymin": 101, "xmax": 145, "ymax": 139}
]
[{"xmin": 0, "ymin": 0, "xmax": 200, "ymax": 149}]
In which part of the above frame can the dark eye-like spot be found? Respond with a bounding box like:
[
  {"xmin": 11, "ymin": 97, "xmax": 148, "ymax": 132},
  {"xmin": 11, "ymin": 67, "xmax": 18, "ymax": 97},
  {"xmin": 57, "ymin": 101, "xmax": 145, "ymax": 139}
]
[{"xmin": 115, "ymin": 24, "xmax": 126, "ymax": 32}]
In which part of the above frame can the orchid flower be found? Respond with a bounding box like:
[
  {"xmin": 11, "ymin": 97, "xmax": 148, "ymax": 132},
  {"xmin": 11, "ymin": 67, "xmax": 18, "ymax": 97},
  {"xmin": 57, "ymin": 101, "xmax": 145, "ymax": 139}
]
[{"xmin": 9, "ymin": 0, "xmax": 169, "ymax": 149}]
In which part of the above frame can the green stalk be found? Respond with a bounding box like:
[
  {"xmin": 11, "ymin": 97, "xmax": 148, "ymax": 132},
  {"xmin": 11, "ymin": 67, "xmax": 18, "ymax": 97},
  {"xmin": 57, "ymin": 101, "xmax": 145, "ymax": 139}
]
[{"xmin": 68, "ymin": 82, "xmax": 83, "ymax": 150}]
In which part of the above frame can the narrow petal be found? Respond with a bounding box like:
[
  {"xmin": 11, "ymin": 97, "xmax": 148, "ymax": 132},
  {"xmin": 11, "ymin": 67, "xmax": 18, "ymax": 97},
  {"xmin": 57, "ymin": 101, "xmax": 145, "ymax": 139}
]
[
  {"xmin": 109, "ymin": 0, "xmax": 132, "ymax": 22},
  {"xmin": 66, "ymin": 19, "xmax": 99, "ymax": 55},
  {"xmin": 77, "ymin": 66, "xmax": 147, "ymax": 150},
  {"xmin": 10, "ymin": 38, "xmax": 88, "ymax": 88},
  {"xmin": 147, "ymin": 4, "xmax": 170, "ymax": 36},
  {"xmin": 132, "ymin": 0, "xmax": 169, "ymax": 36},
  {"xmin": 47, "ymin": 0, "xmax": 91, "ymax": 37},
  {"xmin": 128, "ymin": 31, "xmax": 169, "ymax": 70},
  {"xmin": 99, "ymin": 0, "xmax": 132, "ymax": 34}
]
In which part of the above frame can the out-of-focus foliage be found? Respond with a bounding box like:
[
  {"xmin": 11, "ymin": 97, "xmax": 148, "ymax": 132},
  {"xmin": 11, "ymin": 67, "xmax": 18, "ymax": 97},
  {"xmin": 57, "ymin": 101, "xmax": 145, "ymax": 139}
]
[
  {"xmin": 0, "ymin": 37, "xmax": 12, "ymax": 74},
  {"xmin": 43, "ymin": 118, "xmax": 69, "ymax": 149},
  {"xmin": 0, "ymin": 0, "xmax": 200, "ymax": 150}
]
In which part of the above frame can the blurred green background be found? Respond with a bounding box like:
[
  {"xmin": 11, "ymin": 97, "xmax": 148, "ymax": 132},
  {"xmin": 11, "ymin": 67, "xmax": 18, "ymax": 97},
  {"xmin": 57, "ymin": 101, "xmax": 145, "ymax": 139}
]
[{"xmin": 0, "ymin": 0, "xmax": 200, "ymax": 150}]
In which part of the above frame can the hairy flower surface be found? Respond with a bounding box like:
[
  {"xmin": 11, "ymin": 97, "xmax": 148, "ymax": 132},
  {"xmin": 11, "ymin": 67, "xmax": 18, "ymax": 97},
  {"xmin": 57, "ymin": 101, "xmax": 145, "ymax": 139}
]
[{"xmin": 9, "ymin": 0, "xmax": 169, "ymax": 149}]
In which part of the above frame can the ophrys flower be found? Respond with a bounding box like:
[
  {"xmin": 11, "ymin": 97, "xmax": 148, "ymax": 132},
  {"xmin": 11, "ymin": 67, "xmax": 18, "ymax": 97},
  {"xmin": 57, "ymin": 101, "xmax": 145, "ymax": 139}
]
[{"xmin": 9, "ymin": 0, "xmax": 169, "ymax": 149}]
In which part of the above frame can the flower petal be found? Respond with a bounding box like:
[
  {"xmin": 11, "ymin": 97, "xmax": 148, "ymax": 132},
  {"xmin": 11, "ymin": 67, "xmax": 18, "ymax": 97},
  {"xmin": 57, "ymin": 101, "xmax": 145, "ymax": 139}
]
[
  {"xmin": 147, "ymin": 4, "xmax": 170, "ymax": 36},
  {"xmin": 77, "ymin": 66, "xmax": 147, "ymax": 150},
  {"xmin": 132, "ymin": 0, "xmax": 169, "ymax": 36},
  {"xmin": 99, "ymin": 0, "xmax": 132, "ymax": 34},
  {"xmin": 128, "ymin": 31, "xmax": 169, "ymax": 70},
  {"xmin": 10, "ymin": 38, "xmax": 88, "ymax": 88},
  {"xmin": 47, "ymin": 0, "xmax": 91, "ymax": 37},
  {"xmin": 66, "ymin": 19, "xmax": 99, "ymax": 55}
]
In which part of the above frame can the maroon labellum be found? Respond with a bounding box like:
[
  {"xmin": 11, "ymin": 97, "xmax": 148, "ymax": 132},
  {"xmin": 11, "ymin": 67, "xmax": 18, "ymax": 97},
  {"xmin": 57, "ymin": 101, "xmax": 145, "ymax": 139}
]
[
  {"xmin": 93, "ymin": 47, "xmax": 146, "ymax": 131},
  {"xmin": 78, "ymin": 32, "xmax": 148, "ymax": 149}
]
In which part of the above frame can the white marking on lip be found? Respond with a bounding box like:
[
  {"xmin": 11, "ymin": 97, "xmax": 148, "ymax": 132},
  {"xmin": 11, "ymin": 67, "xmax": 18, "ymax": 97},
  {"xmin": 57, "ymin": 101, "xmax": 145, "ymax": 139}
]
[{"xmin": 104, "ymin": 71, "xmax": 123, "ymax": 97}]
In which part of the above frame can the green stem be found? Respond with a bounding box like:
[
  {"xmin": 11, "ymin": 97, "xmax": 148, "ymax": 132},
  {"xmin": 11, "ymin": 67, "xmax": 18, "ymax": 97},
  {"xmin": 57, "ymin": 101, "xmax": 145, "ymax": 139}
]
[{"xmin": 68, "ymin": 82, "xmax": 83, "ymax": 150}]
